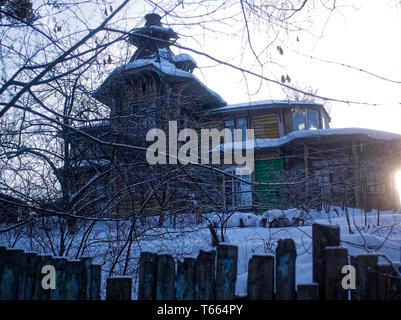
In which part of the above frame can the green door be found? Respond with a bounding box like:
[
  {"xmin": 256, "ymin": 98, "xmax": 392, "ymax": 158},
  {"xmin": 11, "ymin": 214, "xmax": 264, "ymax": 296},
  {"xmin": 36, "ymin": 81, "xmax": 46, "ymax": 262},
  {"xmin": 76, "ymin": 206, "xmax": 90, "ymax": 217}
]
[{"xmin": 255, "ymin": 159, "xmax": 284, "ymax": 212}]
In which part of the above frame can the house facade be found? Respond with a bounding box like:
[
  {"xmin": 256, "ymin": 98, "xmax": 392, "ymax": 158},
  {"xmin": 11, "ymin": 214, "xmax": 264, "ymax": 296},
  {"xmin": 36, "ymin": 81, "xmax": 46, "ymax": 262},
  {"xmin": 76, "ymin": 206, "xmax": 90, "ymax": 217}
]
[
  {"xmin": 200, "ymin": 100, "xmax": 401, "ymax": 212},
  {"xmin": 67, "ymin": 13, "xmax": 401, "ymax": 216}
]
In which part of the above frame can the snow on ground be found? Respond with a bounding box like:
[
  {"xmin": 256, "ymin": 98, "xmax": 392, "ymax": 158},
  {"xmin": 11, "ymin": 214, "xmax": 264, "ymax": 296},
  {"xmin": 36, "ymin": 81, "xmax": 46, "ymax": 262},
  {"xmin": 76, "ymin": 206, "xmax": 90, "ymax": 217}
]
[
  {"xmin": 224, "ymin": 208, "xmax": 401, "ymax": 296},
  {"xmin": 104, "ymin": 207, "xmax": 401, "ymax": 297},
  {"xmin": 117, "ymin": 207, "xmax": 401, "ymax": 297},
  {"xmin": 1, "ymin": 206, "xmax": 401, "ymax": 299}
]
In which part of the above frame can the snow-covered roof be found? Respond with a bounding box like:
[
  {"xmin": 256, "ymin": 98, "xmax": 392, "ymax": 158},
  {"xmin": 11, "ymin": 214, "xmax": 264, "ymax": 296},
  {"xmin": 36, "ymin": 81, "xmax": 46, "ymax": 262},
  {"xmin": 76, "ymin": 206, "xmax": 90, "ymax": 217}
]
[
  {"xmin": 94, "ymin": 13, "xmax": 224, "ymax": 108},
  {"xmin": 204, "ymin": 99, "xmax": 329, "ymax": 118},
  {"xmin": 172, "ymin": 53, "xmax": 197, "ymax": 67},
  {"xmin": 93, "ymin": 56, "xmax": 226, "ymax": 107},
  {"xmin": 133, "ymin": 25, "xmax": 177, "ymax": 35},
  {"xmin": 116, "ymin": 57, "xmax": 187, "ymax": 76},
  {"xmin": 256, "ymin": 127, "xmax": 401, "ymax": 149},
  {"xmin": 158, "ymin": 48, "xmax": 173, "ymax": 61},
  {"xmin": 212, "ymin": 128, "xmax": 401, "ymax": 152}
]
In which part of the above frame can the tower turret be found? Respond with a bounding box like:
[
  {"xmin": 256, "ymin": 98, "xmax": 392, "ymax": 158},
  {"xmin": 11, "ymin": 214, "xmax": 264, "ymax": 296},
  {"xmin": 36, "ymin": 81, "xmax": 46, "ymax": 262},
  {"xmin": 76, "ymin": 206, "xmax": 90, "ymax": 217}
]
[
  {"xmin": 92, "ymin": 13, "xmax": 225, "ymax": 109},
  {"xmin": 128, "ymin": 13, "xmax": 178, "ymax": 63}
]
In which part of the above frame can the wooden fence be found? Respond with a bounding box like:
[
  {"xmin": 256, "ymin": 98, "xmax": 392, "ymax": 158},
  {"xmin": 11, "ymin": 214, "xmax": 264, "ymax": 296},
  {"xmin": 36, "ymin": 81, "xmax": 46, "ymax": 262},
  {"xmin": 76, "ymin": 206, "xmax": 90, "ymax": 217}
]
[
  {"xmin": 1, "ymin": 222, "xmax": 400, "ymax": 300},
  {"xmin": 0, "ymin": 246, "xmax": 101, "ymax": 300},
  {"xmin": 106, "ymin": 223, "xmax": 401, "ymax": 300}
]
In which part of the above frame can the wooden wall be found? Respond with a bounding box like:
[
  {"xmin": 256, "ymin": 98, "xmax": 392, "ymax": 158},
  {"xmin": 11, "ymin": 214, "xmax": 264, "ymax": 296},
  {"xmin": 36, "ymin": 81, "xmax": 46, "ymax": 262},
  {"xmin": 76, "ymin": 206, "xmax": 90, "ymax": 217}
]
[{"xmin": 251, "ymin": 114, "xmax": 280, "ymax": 139}]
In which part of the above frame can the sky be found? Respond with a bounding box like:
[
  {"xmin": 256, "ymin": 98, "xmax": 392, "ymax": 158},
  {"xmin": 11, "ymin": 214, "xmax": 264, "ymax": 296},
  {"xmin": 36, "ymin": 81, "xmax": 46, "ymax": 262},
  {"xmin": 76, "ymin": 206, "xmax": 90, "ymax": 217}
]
[
  {"xmin": 281, "ymin": 1, "xmax": 401, "ymax": 133},
  {"xmin": 37, "ymin": 0, "xmax": 401, "ymax": 134},
  {"xmin": 165, "ymin": 1, "xmax": 401, "ymax": 134}
]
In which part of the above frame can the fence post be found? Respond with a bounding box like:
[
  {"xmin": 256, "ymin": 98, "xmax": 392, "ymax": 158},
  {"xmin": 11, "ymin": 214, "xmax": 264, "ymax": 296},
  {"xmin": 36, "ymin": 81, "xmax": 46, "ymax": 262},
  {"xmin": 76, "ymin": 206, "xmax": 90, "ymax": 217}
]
[
  {"xmin": 156, "ymin": 254, "xmax": 175, "ymax": 300},
  {"xmin": 275, "ymin": 239, "xmax": 296, "ymax": 300},
  {"xmin": 18, "ymin": 251, "xmax": 39, "ymax": 299},
  {"xmin": 106, "ymin": 277, "xmax": 132, "ymax": 300},
  {"xmin": 64, "ymin": 259, "xmax": 82, "ymax": 300},
  {"xmin": 377, "ymin": 263, "xmax": 401, "ymax": 300},
  {"xmin": 90, "ymin": 264, "xmax": 102, "ymax": 300},
  {"xmin": 312, "ymin": 223, "xmax": 340, "ymax": 298},
  {"xmin": 15, "ymin": 249, "xmax": 29, "ymax": 299},
  {"xmin": 80, "ymin": 257, "xmax": 92, "ymax": 300},
  {"xmin": 194, "ymin": 250, "xmax": 216, "ymax": 300},
  {"xmin": 376, "ymin": 263, "xmax": 390, "ymax": 300},
  {"xmin": 216, "ymin": 244, "xmax": 238, "ymax": 300},
  {"xmin": 175, "ymin": 258, "xmax": 195, "ymax": 300},
  {"xmin": 324, "ymin": 246, "xmax": 348, "ymax": 300},
  {"xmin": 0, "ymin": 249, "xmax": 101, "ymax": 300},
  {"xmin": 350, "ymin": 254, "xmax": 378, "ymax": 300},
  {"xmin": 138, "ymin": 252, "xmax": 158, "ymax": 300},
  {"xmin": 0, "ymin": 246, "xmax": 6, "ymax": 285},
  {"xmin": 296, "ymin": 283, "xmax": 319, "ymax": 300},
  {"xmin": 0, "ymin": 249, "xmax": 24, "ymax": 300},
  {"xmin": 247, "ymin": 254, "xmax": 274, "ymax": 300},
  {"xmin": 49, "ymin": 257, "xmax": 67, "ymax": 300},
  {"xmin": 33, "ymin": 254, "xmax": 53, "ymax": 300}
]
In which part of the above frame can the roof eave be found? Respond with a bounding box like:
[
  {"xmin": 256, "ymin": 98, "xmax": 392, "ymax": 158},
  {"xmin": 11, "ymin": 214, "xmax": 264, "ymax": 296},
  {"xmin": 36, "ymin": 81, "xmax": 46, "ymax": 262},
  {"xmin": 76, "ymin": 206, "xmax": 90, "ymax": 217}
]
[
  {"xmin": 92, "ymin": 64, "xmax": 226, "ymax": 108},
  {"xmin": 202, "ymin": 101, "xmax": 328, "ymax": 116}
]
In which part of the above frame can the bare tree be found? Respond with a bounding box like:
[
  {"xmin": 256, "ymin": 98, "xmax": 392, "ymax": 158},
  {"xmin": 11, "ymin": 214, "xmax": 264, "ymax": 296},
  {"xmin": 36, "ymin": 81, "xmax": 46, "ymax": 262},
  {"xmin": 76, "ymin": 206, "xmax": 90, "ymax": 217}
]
[{"xmin": 0, "ymin": 1, "xmax": 400, "ymax": 287}]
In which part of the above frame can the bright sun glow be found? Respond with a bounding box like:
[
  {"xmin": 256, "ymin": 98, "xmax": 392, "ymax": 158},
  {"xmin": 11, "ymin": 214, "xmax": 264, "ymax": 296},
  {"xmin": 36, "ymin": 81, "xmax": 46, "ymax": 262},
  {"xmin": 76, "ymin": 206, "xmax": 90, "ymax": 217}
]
[{"xmin": 395, "ymin": 171, "xmax": 401, "ymax": 204}]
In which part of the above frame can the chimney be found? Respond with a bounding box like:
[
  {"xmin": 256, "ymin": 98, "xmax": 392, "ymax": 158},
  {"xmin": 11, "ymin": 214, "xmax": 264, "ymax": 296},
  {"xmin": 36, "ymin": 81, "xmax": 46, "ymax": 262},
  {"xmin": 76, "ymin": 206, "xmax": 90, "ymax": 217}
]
[{"xmin": 144, "ymin": 13, "xmax": 162, "ymax": 27}]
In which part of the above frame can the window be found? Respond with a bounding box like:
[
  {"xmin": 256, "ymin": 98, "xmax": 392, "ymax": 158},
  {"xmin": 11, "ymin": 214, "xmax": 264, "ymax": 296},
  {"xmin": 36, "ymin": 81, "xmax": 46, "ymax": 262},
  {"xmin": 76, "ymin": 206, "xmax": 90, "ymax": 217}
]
[
  {"xmin": 132, "ymin": 101, "xmax": 157, "ymax": 131},
  {"xmin": 147, "ymin": 101, "xmax": 157, "ymax": 129},
  {"xmin": 223, "ymin": 167, "xmax": 252, "ymax": 207},
  {"xmin": 224, "ymin": 117, "xmax": 248, "ymax": 141},
  {"xmin": 236, "ymin": 118, "xmax": 248, "ymax": 141},
  {"xmin": 307, "ymin": 110, "xmax": 319, "ymax": 130},
  {"xmin": 293, "ymin": 108, "xmax": 322, "ymax": 131},
  {"xmin": 224, "ymin": 119, "xmax": 235, "ymax": 139},
  {"xmin": 293, "ymin": 112, "xmax": 306, "ymax": 131},
  {"xmin": 322, "ymin": 115, "xmax": 329, "ymax": 129}
]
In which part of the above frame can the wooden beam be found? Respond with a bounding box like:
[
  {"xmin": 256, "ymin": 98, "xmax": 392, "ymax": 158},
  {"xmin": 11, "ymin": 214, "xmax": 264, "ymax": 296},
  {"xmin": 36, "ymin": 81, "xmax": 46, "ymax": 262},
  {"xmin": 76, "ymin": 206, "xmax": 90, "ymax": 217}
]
[
  {"xmin": 304, "ymin": 143, "xmax": 309, "ymax": 194},
  {"xmin": 351, "ymin": 139, "xmax": 361, "ymax": 208},
  {"xmin": 303, "ymin": 143, "xmax": 309, "ymax": 178}
]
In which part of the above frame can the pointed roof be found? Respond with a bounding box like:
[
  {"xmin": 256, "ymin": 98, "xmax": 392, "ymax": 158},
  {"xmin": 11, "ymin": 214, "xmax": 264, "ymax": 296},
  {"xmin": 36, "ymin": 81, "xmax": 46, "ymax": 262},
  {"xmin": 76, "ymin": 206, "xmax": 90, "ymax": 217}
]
[
  {"xmin": 92, "ymin": 13, "xmax": 225, "ymax": 108},
  {"xmin": 128, "ymin": 13, "xmax": 178, "ymax": 63}
]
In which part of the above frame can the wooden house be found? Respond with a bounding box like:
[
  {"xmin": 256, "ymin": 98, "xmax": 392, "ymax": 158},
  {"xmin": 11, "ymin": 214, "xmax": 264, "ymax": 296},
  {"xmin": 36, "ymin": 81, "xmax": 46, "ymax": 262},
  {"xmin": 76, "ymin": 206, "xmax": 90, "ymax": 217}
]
[{"xmin": 67, "ymin": 13, "xmax": 401, "ymax": 216}]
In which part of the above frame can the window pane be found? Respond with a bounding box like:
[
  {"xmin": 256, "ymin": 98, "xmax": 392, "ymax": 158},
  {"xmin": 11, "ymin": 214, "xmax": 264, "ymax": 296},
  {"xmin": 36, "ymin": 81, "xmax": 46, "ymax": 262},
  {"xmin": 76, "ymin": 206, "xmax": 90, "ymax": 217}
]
[
  {"xmin": 224, "ymin": 120, "xmax": 235, "ymax": 146},
  {"xmin": 239, "ymin": 174, "xmax": 252, "ymax": 206},
  {"xmin": 236, "ymin": 118, "xmax": 247, "ymax": 128},
  {"xmin": 224, "ymin": 120, "xmax": 234, "ymax": 127},
  {"xmin": 236, "ymin": 118, "xmax": 248, "ymax": 141},
  {"xmin": 307, "ymin": 110, "xmax": 319, "ymax": 130},
  {"xmin": 293, "ymin": 112, "xmax": 306, "ymax": 131},
  {"xmin": 224, "ymin": 167, "xmax": 252, "ymax": 207}
]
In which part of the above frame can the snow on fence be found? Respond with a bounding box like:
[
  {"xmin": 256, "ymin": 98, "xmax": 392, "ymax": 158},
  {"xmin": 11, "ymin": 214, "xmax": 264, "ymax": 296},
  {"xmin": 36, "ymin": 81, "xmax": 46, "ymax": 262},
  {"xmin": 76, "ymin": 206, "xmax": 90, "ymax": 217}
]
[
  {"xmin": 0, "ymin": 246, "xmax": 101, "ymax": 300},
  {"xmin": 107, "ymin": 223, "xmax": 401, "ymax": 300}
]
